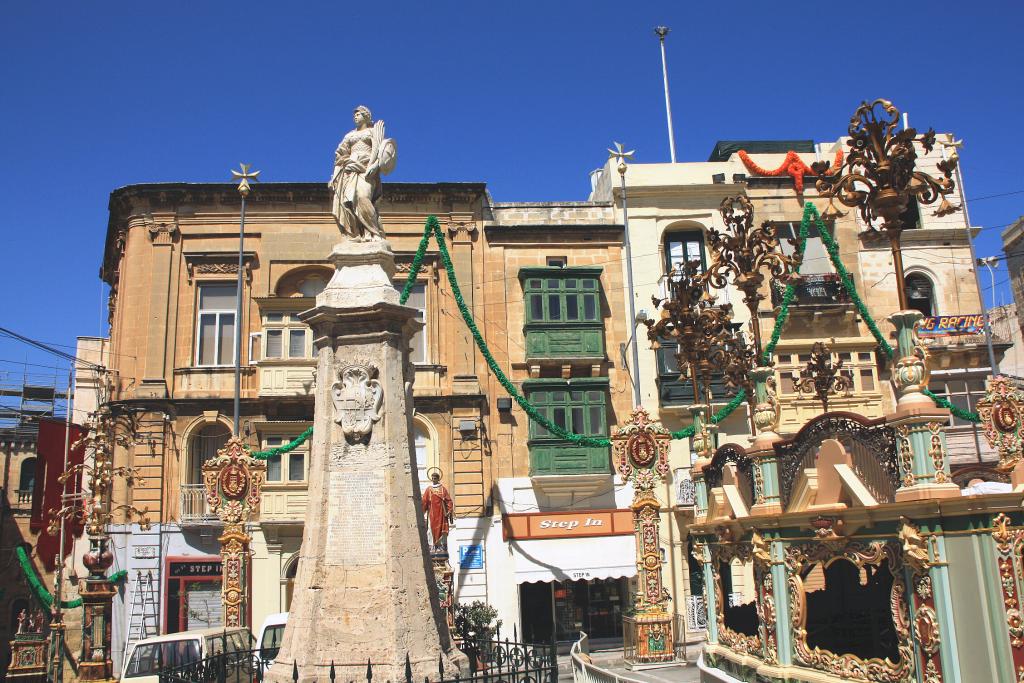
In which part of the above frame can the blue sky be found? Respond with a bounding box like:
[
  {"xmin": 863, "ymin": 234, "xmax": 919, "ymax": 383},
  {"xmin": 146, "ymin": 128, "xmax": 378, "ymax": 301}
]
[{"xmin": 2, "ymin": 0, "xmax": 1022, "ymax": 379}]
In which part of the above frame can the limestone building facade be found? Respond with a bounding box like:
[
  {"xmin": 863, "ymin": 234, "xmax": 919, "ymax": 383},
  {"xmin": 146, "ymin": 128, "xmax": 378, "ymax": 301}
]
[{"xmin": 95, "ymin": 181, "xmax": 637, "ymax": 664}]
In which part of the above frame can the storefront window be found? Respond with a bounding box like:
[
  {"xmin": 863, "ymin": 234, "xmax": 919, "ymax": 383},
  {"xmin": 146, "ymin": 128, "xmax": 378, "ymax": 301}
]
[
  {"xmin": 166, "ymin": 560, "xmax": 223, "ymax": 633},
  {"xmin": 520, "ymin": 578, "xmax": 627, "ymax": 644}
]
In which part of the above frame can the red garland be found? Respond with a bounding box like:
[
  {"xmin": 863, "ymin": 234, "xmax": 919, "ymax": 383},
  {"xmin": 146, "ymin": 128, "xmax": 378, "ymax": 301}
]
[{"xmin": 737, "ymin": 149, "xmax": 843, "ymax": 194}]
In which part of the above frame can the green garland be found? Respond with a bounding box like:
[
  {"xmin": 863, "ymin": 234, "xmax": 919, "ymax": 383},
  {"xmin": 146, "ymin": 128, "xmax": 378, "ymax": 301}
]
[
  {"xmin": 248, "ymin": 426, "xmax": 313, "ymax": 460},
  {"xmin": 812, "ymin": 205, "xmax": 895, "ymax": 358},
  {"xmin": 811, "ymin": 203, "xmax": 980, "ymax": 422},
  {"xmin": 15, "ymin": 546, "xmax": 127, "ymax": 610}
]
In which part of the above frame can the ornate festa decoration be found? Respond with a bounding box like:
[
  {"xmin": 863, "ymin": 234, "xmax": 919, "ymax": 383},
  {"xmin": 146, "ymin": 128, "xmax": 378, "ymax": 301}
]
[
  {"xmin": 813, "ymin": 99, "xmax": 959, "ymax": 312},
  {"xmin": 612, "ymin": 408, "xmax": 675, "ymax": 664},
  {"xmin": 992, "ymin": 513, "xmax": 1024, "ymax": 673},
  {"xmin": 202, "ymin": 437, "xmax": 267, "ymax": 628},
  {"xmin": 709, "ymin": 542, "xmax": 763, "ymax": 659},
  {"xmin": 46, "ymin": 405, "xmax": 151, "ymax": 682},
  {"xmin": 794, "ymin": 341, "xmax": 852, "ymax": 412},
  {"xmin": 976, "ymin": 376, "xmax": 1024, "ymax": 471},
  {"xmin": 332, "ymin": 360, "xmax": 384, "ymax": 444},
  {"xmin": 705, "ymin": 196, "xmax": 801, "ymax": 363},
  {"xmin": 737, "ymin": 148, "xmax": 844, "ymax": 195},
  {"xmin": 784, "ymin": 541, "xmax": 913, "ymax": 682}
]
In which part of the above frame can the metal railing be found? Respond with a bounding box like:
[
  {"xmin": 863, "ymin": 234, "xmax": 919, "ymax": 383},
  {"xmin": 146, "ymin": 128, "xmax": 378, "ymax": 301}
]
[
  {"xmin": 179, "ymin": 484, "xmax": 217, "ymax": 524},
  {"xmin": 685, "ymin": 596, "xmax": 707, "ymax": 633},
  {"xmin": 569, "ymin": 633, "xmax": 646, "ymax": 683},
  {"xmin": 158, "ymin": 637, "xmax": 557, "ymax": 683}
]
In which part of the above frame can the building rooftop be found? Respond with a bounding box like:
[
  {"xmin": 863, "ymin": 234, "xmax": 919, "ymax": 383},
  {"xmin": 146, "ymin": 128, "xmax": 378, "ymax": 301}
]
[{"xmin": 707, "ymin": 139, "xmax": 816, "ymax": 162}]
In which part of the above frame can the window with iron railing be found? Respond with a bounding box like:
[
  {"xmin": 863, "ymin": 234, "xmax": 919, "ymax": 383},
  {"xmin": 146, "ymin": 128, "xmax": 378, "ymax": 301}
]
[{"xmin": 655, "ymin": 339, "xmax": 733, "ymax": 407}]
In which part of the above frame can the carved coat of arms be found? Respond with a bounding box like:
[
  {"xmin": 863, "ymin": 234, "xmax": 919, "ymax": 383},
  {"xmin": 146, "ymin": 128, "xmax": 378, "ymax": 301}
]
[{"xmin": 332, "ymin": 361, "xmax": 384, "ymax": 443}]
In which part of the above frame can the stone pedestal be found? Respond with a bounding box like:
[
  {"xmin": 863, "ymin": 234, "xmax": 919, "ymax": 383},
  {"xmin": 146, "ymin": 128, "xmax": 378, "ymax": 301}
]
[{"xmin": 268, "ymin": 241, "xmax": 458, "ymax": 683}]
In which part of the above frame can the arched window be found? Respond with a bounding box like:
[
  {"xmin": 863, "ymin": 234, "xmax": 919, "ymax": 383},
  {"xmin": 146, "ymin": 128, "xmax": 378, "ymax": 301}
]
[
  {"xmin": 414, "ymin": 422, "xmax": 431, "ymax": 494},
  {"xmin": 905, "ymin": 273, "xmax": 935, "ymax": 317},
  {"xmin": 297, "ymin": 276, "xmax": 326, "ymax": 298},
  {"xmin": 18, "ymin": 458, "xmax": 35, "ymax": 494},
  {"xmin": 188, "ymin": 423, "xmax": 230, "ymax": 484},
  {"xmin": 283, "ymin": 555, "xmax": 299, "ymax": 611},
  {"xmin": 663, "ymin": 230, "xmax": 705, "ymax": 274}
]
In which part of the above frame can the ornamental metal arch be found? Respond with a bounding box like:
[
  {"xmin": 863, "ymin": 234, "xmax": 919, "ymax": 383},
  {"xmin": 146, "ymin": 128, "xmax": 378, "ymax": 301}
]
[
  {"xmin": 773, "ymin": 411, "xmax": 899, "ymax": 510},
  {"xmin": 703, "ymin": 442, "xmax": 756, "ymax": 509}
]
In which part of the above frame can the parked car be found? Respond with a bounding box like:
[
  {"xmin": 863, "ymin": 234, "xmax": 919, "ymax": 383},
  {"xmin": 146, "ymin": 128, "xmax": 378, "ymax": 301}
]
[
  {"xmin": 121, "ymin": 626, "xmax": 253, "ymax": 683},
  {"xmin": 257, "ymin": 612, "xmax": 288, "ymax": 669}
]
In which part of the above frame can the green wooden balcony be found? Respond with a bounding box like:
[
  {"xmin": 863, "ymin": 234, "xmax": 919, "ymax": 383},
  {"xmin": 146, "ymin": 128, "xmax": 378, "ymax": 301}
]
[
  {"xmin": 519, "ymin": 267, "xmax": 606, "ymax": 363},
  {"xmin": 529, "ymin": 444, "xmax": 611, "ymax": 476},
  {"xmin": 523, "ymin": 377, "xmax": 611, "ymax": 477}
]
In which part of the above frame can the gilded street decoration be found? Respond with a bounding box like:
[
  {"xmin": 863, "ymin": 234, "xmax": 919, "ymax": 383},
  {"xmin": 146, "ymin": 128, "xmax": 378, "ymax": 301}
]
[
  {"xmin": 612, "ymin": 408, "xmax": 674, "ymax": 664},
  {"xmin": 202, "ymin": 436, "xmax": 267, "ymax": 628},
  {"xmin": 977, "ymin": 377, "xmax": 1024, "ymax": 471},
  {"xmin": 794, "ymin": 342, "xmax": 852, "ymax": 412}
]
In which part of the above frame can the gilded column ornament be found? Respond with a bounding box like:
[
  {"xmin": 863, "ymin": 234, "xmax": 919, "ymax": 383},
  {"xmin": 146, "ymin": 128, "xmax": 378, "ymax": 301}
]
[
  {"xmin": 202, "ymin": 437, "xmax": 267, "ymax": 628},
  {"xmin": 976, "ymin": 376, "xmax": 1024, "ymax": 471},
  {"xmin": 927, "ymin": 422, "xmax": 950, "ymax": 484},
  {"xmin": 992, "ymin": 513, "xmax": 1024, "ymax": 673},
  {"xmin": 612, "ymin": 408, "xmax": 675, "ymax": 664}
]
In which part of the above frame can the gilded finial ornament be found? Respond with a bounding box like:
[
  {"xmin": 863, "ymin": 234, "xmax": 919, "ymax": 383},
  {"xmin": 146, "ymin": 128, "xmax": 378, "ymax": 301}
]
[{"xmin": 231, "ymin": 163, "xmax": 261, "ymax": 197}]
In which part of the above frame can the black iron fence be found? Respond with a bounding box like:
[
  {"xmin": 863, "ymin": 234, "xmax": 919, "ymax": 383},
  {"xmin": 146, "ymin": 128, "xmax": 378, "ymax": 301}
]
[{"xmin": 156, "ymin": 637, "xmax": 557, "ymax": 683}]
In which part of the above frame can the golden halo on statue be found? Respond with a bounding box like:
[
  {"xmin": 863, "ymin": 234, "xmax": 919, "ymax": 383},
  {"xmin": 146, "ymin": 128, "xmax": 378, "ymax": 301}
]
[{"xmin": 426, "ymin": 467, "xmax": 443, "ymax": 480}]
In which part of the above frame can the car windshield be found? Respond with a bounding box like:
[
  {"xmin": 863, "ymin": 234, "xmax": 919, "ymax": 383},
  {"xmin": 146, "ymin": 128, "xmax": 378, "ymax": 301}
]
[
  {"xmin": 125, "ymin": 640, "xmax": 201, "ymax": 677},
  {"xmin": 261, "ymin": 625, "xmax": 285, "ymax": 659}
]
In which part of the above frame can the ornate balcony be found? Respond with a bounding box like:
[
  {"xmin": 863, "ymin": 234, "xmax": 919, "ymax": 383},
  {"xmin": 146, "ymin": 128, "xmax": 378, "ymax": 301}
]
[
  {"xmin": 179, "ymin": 484, "xmax": 218, "ymax": 526},
  {"xmin": 770, "ymin": 273, "xmax": 850, "ymax": 308}
]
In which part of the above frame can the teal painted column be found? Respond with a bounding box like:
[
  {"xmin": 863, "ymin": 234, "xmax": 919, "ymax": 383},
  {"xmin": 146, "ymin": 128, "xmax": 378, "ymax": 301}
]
[
  {"xmin": 928, "ymin": 533, "xmax": 962, "ymax": 682},
  {"xmin": 749, "ymin": 366, "xmax": 783, "ymax": 515},
  {"xmin": 700, "ymin": 541, "xmax": 718, "ymax": 644},
  {"xmin": 769, "ymin": 537, "xmax": 792, "ymax": 666},
  {"xmin": 887, "ymin": 311, "xmax": 960, "ymax": 501},
  {"xmin": 691, "ymin": 406, "xmax": 713, "ymax": 520}
]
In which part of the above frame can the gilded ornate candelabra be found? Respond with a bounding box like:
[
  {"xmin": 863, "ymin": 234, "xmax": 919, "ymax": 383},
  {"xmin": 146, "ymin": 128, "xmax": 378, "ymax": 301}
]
[
  {"xmin": 646, "ymin": 260, "xmax": 750, "ymax": 407},
  {"xmin": 794, "ymin": 342, "xmax": 852, "ymax": 412},
  {"xmin": 704, "ymin": 196, "xmax": 801, "ymax": 360},
  {"xmin": 813, "ymin": 99, "xmax": 959, "ymax": 312},
  {"xmin": 48, "ymin": 406, "xmax": 150, "ymax": 682}
]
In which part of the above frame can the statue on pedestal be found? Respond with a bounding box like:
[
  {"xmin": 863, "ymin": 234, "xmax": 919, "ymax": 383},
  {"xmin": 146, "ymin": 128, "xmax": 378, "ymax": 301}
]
[
  {"xmin": 328, "ymin": 105, "xmax": 397, "ymax": 241},
  {"xmin": 422, "ymin": 469, "xmax": 454, "ymax": 553}
]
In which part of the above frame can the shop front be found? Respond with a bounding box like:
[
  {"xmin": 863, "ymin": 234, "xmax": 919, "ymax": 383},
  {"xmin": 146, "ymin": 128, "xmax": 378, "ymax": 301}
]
[
  {"xmin": 165, "ymin": 557, "xmax": 223, "ymax": 633},
  {"xmin": 503, "ymin": 508, "xmax": 637, "ymax": 646}
]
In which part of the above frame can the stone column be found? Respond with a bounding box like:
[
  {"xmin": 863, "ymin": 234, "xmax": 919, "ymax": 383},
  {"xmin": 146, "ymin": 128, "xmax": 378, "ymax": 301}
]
[
  {"xmin": 887, "ymin": 311, "xmax": 959, "ymax": 501},
  {"xmin": 267, "ymin": 241, "xmax": 458, "ymax": 683}
]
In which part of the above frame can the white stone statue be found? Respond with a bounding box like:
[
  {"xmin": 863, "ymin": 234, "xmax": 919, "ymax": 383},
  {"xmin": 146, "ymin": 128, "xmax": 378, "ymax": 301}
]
[{"xmin": 328, "ymin": 105, "xmax": 397, "ymax": 241}]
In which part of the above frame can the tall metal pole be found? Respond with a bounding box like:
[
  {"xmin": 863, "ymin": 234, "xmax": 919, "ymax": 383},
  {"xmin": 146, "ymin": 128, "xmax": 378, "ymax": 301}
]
[
  {"xmin": 609, "ymin": 143, "xmax": 642, "ymax": 407},
  {"xmin": 654, "ymin": 27, "xmax": 677, "ymax": 164},
  {"xmin": 230, "ymin": 164, "xmax": 260, "ymax": 436},
  {"xmin": 48, "ymin": 371, "xmax": 74, "ymax": 683},
  {"xmin": 943, "ymin": 139, "xmax": 999, "ymax": 375}
]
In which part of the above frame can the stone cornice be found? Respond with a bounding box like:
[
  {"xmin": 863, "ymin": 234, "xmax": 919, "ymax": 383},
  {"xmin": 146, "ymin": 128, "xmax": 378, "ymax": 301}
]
[{"xmin": 102, "ymin": 182, "xmax": 488, "ymax": 283}]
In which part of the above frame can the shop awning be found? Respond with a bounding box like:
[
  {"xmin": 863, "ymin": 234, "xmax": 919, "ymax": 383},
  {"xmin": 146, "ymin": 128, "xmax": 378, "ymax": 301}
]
[{"xmin": 510, "ymin": 535, "xmax": 637, "ymax": 584}]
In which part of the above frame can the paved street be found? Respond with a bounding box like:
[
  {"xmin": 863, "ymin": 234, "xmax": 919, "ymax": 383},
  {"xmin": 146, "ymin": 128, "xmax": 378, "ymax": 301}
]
[{"xmin": 558, "ymin": 648, "xmax": 701, "ymax": 683}]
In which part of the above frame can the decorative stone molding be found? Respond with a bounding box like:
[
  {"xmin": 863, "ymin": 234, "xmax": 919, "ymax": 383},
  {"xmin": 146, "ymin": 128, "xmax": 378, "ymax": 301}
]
[
  {"xmin": 184, "ymin": 252, "xmax": 256, "ymax": 283},
  {"xmin": 145, "ymin": 215, "xmax": 180, "ymax": 245}
]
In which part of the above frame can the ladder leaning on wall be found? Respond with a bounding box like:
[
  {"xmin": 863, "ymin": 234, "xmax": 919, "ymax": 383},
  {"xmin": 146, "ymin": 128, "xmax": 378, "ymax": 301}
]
[{"xmin": 122, "ymin": 570, "xmax": 160, "ymax": 661}]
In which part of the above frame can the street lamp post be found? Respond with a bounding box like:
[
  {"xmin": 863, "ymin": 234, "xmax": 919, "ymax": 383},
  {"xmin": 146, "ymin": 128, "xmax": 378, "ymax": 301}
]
[
  {"xmin": 230, "ymin": 163, "xmax": 260, "ymax": 436},
  {"xmin": 609, "ymin": 143, "xmax": 643, "ymax": 408}
]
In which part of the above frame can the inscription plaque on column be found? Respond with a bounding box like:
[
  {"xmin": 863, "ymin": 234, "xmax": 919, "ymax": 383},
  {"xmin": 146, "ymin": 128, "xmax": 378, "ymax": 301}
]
[{"xmin": 325, "ymin": 470, "xmax": 386, "ymax": 566}]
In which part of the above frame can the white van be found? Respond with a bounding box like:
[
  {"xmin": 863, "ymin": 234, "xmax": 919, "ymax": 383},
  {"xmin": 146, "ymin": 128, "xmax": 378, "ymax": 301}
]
[
  {"xmin": 121, "ymin": 626, "xmax": 253, "ymax": 683},
  {"xmin": 256, "ymin": 612, "xmax": 288, "ymax": 668}
]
